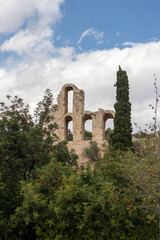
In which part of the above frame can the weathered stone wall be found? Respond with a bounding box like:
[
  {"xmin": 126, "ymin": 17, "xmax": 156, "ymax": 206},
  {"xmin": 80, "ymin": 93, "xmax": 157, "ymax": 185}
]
[{"xmin": 52, "ymin": 84, "xmax": 115, "ymax": 165}]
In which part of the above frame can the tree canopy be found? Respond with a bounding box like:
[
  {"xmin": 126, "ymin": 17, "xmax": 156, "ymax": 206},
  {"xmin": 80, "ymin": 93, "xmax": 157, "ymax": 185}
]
[
  {"xmin": 0, "ymin": 85, "xmax": 159, "ymax": 239},
  {"xmin": 111, "ymin": 66, "xmax": 132, "ymax": 150}
]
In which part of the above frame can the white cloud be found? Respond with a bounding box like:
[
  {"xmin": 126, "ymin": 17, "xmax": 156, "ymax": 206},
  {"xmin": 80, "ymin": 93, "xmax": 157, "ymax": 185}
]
[
  {"xmin": 0, "ymin": 0, "xmax": 160, "ymax": 132},
  {"xmin": 1, "ymin": 41, "xmax": 160, "ymax": 132},
  {"xmin": 1, "ymin": 28, "xmax": 53, "ymax": 56},
  {"xmin": 0, "ymin": 0, "xmax": 34, "ymax": 33},
  {"xmin": 0, "ymin": 68, "xmax": 16, "ymax": 94},
  {"xmin": 0, "ymin": 0, "xmax": 64, "ymax": 33},
  {"xmin": 77, "ymin": 28, "xmax": 104, "ymax": 45},
  {"xmin": 0, "ymin": 0, "xmax": 64, "ymax": 55},
  {"xmin": 123, "ymin": 42, "xmax": 142, "ymax": 47}
]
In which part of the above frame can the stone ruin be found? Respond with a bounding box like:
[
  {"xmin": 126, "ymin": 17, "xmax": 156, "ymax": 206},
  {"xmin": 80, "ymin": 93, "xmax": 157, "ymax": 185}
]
[{"xmin": 52, "ymin": 84, "xmax": 115, "ymax": 165}]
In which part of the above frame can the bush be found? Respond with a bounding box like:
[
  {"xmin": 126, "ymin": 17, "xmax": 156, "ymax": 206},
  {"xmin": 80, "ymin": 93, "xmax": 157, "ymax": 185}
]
[{"xmin": 83, "ymin": 141, "xmax": 100, "ymax": 162}]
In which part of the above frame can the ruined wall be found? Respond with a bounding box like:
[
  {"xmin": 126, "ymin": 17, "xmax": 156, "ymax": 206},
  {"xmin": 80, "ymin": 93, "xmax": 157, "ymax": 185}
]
[{"xmin": 52, "ymin": 84, "xmax": 115, "ymax": 165}]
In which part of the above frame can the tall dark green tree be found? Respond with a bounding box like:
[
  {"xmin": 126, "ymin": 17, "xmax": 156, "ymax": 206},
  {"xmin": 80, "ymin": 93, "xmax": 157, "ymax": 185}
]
[{"xmin": 111, "ymin": 66, "xmax": 132, "ymax": 150}]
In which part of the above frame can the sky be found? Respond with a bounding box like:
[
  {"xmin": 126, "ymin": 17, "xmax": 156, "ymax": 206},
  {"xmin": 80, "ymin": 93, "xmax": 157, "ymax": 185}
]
[{"xmin": 0, "ymin": 0, "xmax": 160, "ymax": 132}]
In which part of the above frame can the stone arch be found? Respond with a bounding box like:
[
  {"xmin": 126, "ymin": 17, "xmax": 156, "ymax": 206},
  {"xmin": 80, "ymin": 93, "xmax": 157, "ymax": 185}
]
[
  {"xmin": 57, "ymin": 83, "xmax": 84, "ymax": 115},
  {"xmin": 103, "ymin": 112, "xmax": 114, "ymax": 140},
  {"xmin": 82, "ymin": 113, "xmax": 92, "ymax": 140},
  {"xmin": 65, "ymin": 115, "xmax": 73, "ymax": 141},
  {"xmin": 53, "ymin": 84, "xmax": 115, "ymax": 165}
]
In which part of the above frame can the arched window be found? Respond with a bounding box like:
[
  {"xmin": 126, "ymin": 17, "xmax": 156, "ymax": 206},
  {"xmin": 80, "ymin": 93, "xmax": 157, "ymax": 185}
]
[
  {"xmin": 65, "ymin": 115, "xmax": 73, "ymax": 141},
  {"xmin": 103, "ymin": 113, "xmax": 114, "ymax": 141},
  {"xmin": 65, "ymin": 86, "xmax": 73, "ymax": 113},
  {"xmin": 83, "ymin": 114, "xmax": 92, "ymax": 140},
  {"xmin": 68, "ymin": 90, "xmax": 73, "ymax": 113}
]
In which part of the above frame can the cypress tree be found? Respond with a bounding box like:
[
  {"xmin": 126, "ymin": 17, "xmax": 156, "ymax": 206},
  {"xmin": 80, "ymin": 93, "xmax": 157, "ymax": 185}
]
[{"xmin": 111, "ymin": 66, "xmax": 132, "ymax": 150}]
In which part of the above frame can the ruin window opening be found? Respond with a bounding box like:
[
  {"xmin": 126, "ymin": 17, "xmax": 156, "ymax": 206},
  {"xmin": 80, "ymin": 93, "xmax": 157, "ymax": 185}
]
[
  {"xmin": 103, "ymin": 114, "xmax": 114, "ymax": 141},
  {"xmin": 65, "ymin": 86, "xmax": 73, "ymax": 113},
  {"xmin": 65, "ymin": 115, "xmax": 73, "ymax": 141},
  {"xmin": 68, "ymin": 90, "xmax": 73, "ymax": 113},
  {"xmin": 83, "ymin": 115, "xmax": 92, "ymax": 140}
]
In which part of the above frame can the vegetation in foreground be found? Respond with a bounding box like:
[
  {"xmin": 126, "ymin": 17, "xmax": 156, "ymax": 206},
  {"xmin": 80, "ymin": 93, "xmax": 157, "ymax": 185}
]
[
  {"xmin": 0, "ymin": 69, "xmax": 159, "ymax": 239},
  {"xmin": 0, "ymin": 91, "xmax": 159, "ymax": 240}
]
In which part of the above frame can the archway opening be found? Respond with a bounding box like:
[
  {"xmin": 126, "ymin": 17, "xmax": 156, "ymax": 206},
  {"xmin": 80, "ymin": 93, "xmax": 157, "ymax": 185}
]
[
  {"xmin": 68, "ymin": 90, "xmax": 73, "ymax": 113},
  {"xmin": 65, "ymin": 86, "xmax": 73, "ymax": 113},
  {"xmin": 105, "ymin": 118, "xmax": 114, "ymax": 141},
  {"xmin": 65, "ymin": 116, "xmax": 73, "ymax": 141},
  {"xmin": 103, "ymin": 113, "xmax": 114, "ymax": 141},
  {"xmin": 83, "ymin": 114, "xmax": 92, "ymax": 140}
]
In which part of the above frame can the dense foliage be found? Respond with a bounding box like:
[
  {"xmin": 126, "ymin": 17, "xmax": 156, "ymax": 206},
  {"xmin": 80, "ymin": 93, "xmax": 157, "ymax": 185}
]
[
  {"xmin": 111, "ymin": 66, "xmax": 132, "ymax": 150},
  {"xmin": 105, "ymin": 128, "xmax": 113, "ymax": 142},
  {"xmin": 0, "ymin": 91, "xmax": 78, "ymax": 239},
  {"xmin": 0, "ymin": 89, "xmax": 159, "ymax": 239},
  {"xmin": 3, "ymin": 146, "xmax": 159, "ymax": 240},
  {"xmin": 83, "ymin": 141, "xmax": 100, "ymax": 162}
]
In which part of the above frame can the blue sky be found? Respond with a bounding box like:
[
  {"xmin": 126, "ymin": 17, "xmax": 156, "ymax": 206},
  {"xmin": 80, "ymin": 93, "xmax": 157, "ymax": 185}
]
[
  {"xmin": 54, "ymin": 0, "xmax": 160, "ymax": 50},
  {"xmin": 0, "ymin": 0, "xmax": 160, "ymax": 131}
]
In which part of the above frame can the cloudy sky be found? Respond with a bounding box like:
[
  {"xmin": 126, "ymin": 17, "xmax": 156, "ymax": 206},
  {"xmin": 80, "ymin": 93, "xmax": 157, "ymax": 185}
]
[{"xmin": 0, "ymin": 0, "xmax": 160, "ymax": 132}]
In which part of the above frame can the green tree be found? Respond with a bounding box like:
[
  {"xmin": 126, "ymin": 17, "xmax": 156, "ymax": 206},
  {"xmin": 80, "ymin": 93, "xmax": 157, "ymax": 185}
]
[
  {"xmin": 0, "ymin": 89, "xmax": 80, "ymax": 239},
  {"xmin": 118, "ymin": 146, "xmax": 160, "ymax": 239},
  {"xmin": 105, "ymin": 127, "xmax": 113, "ymax": 142},
  {"xmin": 111, "ymin": 66, "xmax": 132, "ymax": 150},
  {"xmin": 10, "ymin": 154, "xmax": 158, "ymax": 240},
  {"xmin": 67, "ymin": 129, "xmax": 73, "ymax": 141},
  {"xmin": 0, "ymin": 89, "xmax": 58, "ymax": 236},
  {"xmin": 102, "ymin": 149, "xmax": 159, "ymax": 239},
  {"xmin": 53, "ymin": 141, "xmax": 78, "ymax": 166},
  {"xmin": 83, "ymin": 141, "xmax": 100, "ymax": 162},
  {"xmin": 84, "ymin": 130, "xmax": 92, "ymax": 140},
  {"xmin": 6, "ymin": 159, "xmax": 67, "ymax": 239}
]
